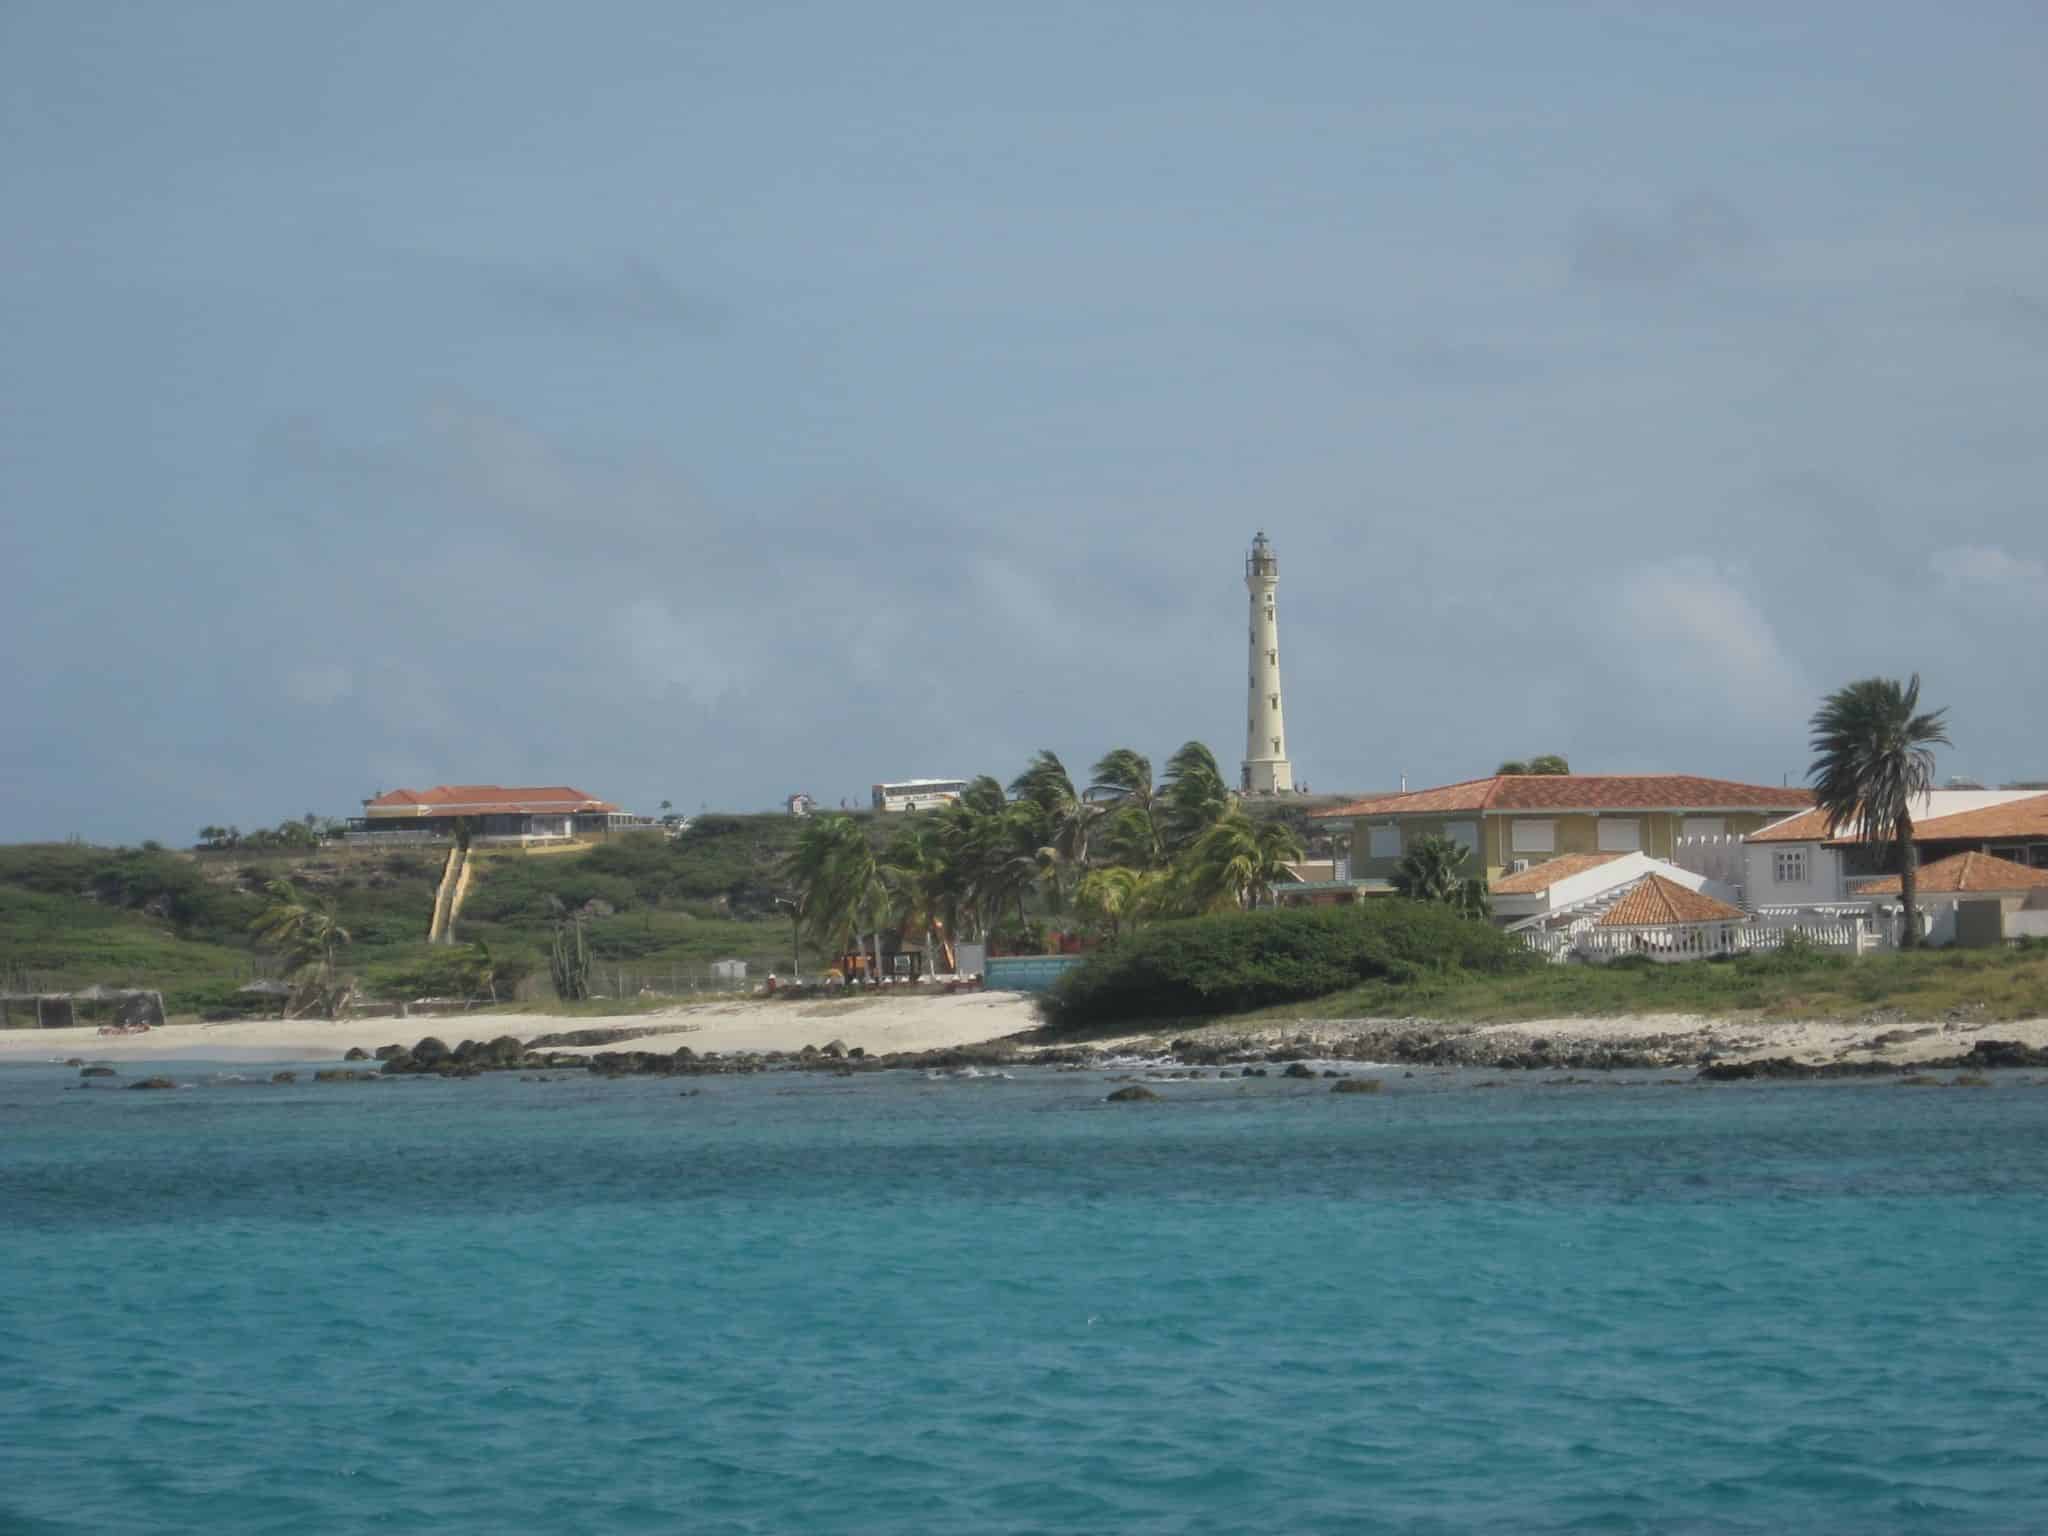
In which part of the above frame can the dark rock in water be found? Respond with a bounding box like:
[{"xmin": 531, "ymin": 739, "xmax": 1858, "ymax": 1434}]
[
  {"xmin": 486, "ymin": 1035, "xmax": 524, "ymax": 1066},
  {"xmin": 1953, "ymin": 1040, "xmax": 2048, "ymax": 1070},
  {"xmin": 1952, "ymin": 1073, "xmax": 1993, "ymax": 1088},
  {"xmin": 412, "ymin": 1036, "xmax": 450, "ymax": 1066},
  {"xmin": 373, "ymin": 1043, "xmax": 405, "ymax": 1061},
  {"xmin": 344, "ymin": 1047, "xmax": 369, "ymax": 1061},
  {"xmin": 823, "ymin": 1039, "xmax": 847, "ymax": 1058},
  {"xmin": 79, "ymin": 1066, "xmax": 117, "ymax": 1078},
  {"xmin": 272, "ymin": 1071, "xmax": 297, "ymax": 1084},
  {"xmin": 1106, "ymin": 1085, "xmax": 1160, "ymax": 1103},
  {"xmin": 848, "ymin": 1045, "xmax": 866, "ymax": 1059},
  {"xmin": 673, "ymin": 1045, "xmax": 697, "ymax": 1062},
  {"xmin": 1321, "ymin": 1070, "xmax": 1342, "ymax": 1079},
  {"xmin": 1283, "ymin": 1063, "xmax": 1318, "ymax": 1079},
  {"xmin": 128, "ymin": 1077, "xmax": 176, "ymax": 1091},
  {"xmin": 1331, "ymin": 1078, "xmax": 1383, "ymax": 1095},
  {"xmin": 315, "ymin": 1068, "xmax": 369, "ymax": 1082},
  {"xmin": 63, "ymin": 1058, "xmax": 84, "ymax": 1068},
  {"xmin": 1698, "ymin": 1058, "xmax": 1901, "ymax": 1082},
  {"xmin": 799, "ymin": 1044, "xmax": 818, "ymax": 1058}
]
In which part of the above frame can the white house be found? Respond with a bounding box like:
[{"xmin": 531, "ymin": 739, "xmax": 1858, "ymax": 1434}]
[{"xmin": 1745, "ymin": 790, "xmax": 2048, "ymax": 907}]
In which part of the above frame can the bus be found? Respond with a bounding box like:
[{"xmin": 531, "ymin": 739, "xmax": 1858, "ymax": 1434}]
[{"xmin": 871, "ymin": 778, "xmax": 968, "ymax": 813}]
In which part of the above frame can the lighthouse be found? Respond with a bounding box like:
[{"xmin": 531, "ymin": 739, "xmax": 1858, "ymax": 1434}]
[{"xmin": 1242, "ymin": 531, "xmax": 1295, "ymax": 795}]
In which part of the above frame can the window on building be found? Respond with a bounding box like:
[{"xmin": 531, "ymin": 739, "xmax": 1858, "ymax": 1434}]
[
  {"xmin": 1268, "ymin": 693, "xmax": 1279, "ymax": 710},
  {"xmin": 1368, "ymin": 823, "xmax": 1401, "ymax": 859},
  {"xmin": 1682, "ymin": 817, "xmax": 1726, "ymax": 839},
  {"xmin": 1598, "ymin": 818, "xmax": 1641, "ymax": 852},
  {"xmin": 1266, "ymin": 649, "xmax": 1277, "ymax": 665},
  {"xmin": 1774, "ymin": 848, "xmax": 1807, "ymax": 885},
  {"xmin": 1512, "ymin": 819, "xmax": 1555, "ymax": 854},
  {"xmin": 2032, "ymin": 845, "xmax": 2048, "ymax": 870},
  {"xmin": 1270, "ymin": 737, "xmax": 1282, "ymax": 755},
  {"xmin": 1991, "ymin": 845, "xmax": 2028, "ymax": 865},
  {"xmin": 1443, "ymin": 821, "xmax": 1478, "ymax": 856}
]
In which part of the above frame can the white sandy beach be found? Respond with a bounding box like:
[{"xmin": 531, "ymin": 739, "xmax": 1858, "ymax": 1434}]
[{"xmin": 0, "ymin": 989, "xmax": 1045, "ymax": 1064}]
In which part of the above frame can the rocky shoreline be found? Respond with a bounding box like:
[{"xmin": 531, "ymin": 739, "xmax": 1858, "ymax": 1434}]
[{"xmin": 335, "ymin": 1023, "xmax": 2048, "ymax": 1082}]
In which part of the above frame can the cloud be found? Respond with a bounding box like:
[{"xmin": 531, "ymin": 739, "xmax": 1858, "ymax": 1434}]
[
  {"xmin": 1930, "ymin": 543, "xmax": 2048, "ymax": 607},
  {"xmin": 282, "ymin": 662, "xmax": 353, "ymax": 707},
  {"xmin": 497, "ymin": 260, "xmax": 722, "ymax": 337},
  {"xmin": 1570, "ymin": 195, "xmax": 1751, "ymax": 284},
  {"xmin": 608, "ymin": 599, "xmax": 742, "ymax": 706},
  {"xmin": 1613, "ymin": 559, "xmax": 1809, "ymax": 726}
]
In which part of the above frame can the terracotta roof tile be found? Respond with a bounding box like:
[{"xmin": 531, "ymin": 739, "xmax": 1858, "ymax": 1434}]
[
  {"xmin": 1909, "ymin": 793, "xmax": 2048, "ymax": 844},
  {"xmin": 1750, "ymin": 791, "xmax": 2048, "ymax": 846},
  {"xmin": 365, "ymin": 785, "xmax": 618, "ymax": 815},
  {"xmin": 1316, "ymin": 775, "xmax": 1811, "ymax": 820},
  {"xmin": 1489, "ymin": 851, "xmax": 1628, "ymax": 895},
  {"xmin": 1597, "ymin": 874, "xmax": 1747, "ymax": 927},
  {"xmin": 1856, "ymin": 850, "xmax": 2048, "ymax": 896}
]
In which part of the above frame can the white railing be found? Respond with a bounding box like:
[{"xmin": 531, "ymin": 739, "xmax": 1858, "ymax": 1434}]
[{"xmin": 1574, "ymin": 916, "xmax": 1882, "ymax": 962}]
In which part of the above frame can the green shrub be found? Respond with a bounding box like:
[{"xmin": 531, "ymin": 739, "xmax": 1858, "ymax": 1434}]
[{"xmin": 1038, "ymin": 901, "xmax": 1532, "ymax": 1032}]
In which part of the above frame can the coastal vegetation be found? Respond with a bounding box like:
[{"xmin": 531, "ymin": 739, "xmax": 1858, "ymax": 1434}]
[
  {"xmin": 1231, "ymin": 936, "xmax": 2048, "ymax": 1028},
  {"xmin": 783, "ymin": 742, "xmax": 1312, "ymax": 966},
  {"xmin": 1039, "ymin": 903, "xmax": 1531, "ymax": 1032}
]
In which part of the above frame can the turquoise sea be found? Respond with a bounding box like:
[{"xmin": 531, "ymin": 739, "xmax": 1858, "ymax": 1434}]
[{"xmin": 5, "ymin": 1059, "xmax": 2048, "ymax": 1534}]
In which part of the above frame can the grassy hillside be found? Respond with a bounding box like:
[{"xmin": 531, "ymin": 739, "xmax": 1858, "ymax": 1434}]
[{"xmin": 0, "ymin": 816, "xmax": 851, "ymax": 1014}]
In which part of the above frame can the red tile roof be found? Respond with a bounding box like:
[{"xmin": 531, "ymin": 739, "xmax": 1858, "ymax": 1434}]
[
  {"xmin": 1905, "ymin": 794, "xmax": 2048, "ymax": 845},
  {"xmin": 1316, "ymin": 775, "xmax": 1812, "ymax": 819},
  {"xmin": 1750, "ymin": 792, "xmax": 2048, "ymax": 846},
  {"xmin": 1489, "ymin": 851, "xmax": 1628, "ymax": 895},
  {"xmin": 1597, "ymin": 874, "xmax": 1747, "ymax": 927},
  {"xmin": 364, "ymin": 785, "xmax": 618, "ymax": 816},
  {"xmin": 1856, "ymin": 850, "xmax": 2048, "ymax": 897}
]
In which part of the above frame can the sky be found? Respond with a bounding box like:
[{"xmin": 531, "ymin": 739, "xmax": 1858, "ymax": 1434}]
[{"xmin": 4, "ymin": 1, "xmax": 2045, "ymax": 843}]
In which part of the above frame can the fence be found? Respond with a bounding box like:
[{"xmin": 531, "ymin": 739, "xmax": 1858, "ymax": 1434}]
[{"xmin": 1519, "ymin": 908, "xmax": 1891, "ymax": 964}]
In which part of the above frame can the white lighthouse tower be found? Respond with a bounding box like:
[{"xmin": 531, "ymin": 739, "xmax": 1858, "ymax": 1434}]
[{"xmin": 1242, "ymin": 531, "xmax": 1295, "ymax": 795}]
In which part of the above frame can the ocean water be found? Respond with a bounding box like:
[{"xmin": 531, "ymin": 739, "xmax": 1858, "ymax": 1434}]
[{"xmin": 5, "ymin": 1061, "xmax": 2048, "ymax": 1534}]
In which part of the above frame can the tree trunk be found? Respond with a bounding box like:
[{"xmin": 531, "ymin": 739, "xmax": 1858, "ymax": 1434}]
[{"xmin": 1897, "ymin": 814, "xmax": 1920, "ymax": 948}]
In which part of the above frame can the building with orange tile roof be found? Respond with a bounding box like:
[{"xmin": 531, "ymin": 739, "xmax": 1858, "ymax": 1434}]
[
  {"xmin": 346, "ymin": 784, "xmax": 639, "ymax": 844},
  {"xmin": 1744, "ymin": 791, "xmax": 2048, "ymax": 908},
  {"xmin": 1314, "ymin": 773, "xmax": 1809, "ymax": 887}
]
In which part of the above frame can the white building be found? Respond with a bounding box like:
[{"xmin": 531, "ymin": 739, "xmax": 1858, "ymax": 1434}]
[{"xmin": 1745, "ymin": 789, "xmax": 2048, "ymax": 907}]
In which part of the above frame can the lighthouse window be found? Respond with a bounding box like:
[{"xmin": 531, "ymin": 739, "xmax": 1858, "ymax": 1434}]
[
  {"xmin": 1266, "ymin": 649, "xmax": 1277, "ymax": 665},
  {"xmin": 1271, "ymin": 737, "xmax": 1282, "ymax": 755},
  {"xmin": 1268, "ymin": 694, "xmax": 1279, "ymax": 710}
]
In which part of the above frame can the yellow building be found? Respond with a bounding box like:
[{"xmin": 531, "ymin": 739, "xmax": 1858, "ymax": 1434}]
[{"xmin": 1315, "ymin": 774, "xmax": 1814, "ymax": 884}]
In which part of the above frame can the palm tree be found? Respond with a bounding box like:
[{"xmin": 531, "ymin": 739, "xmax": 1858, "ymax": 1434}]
[
  {"xmin": 1009, "ymin": 749, "xmax": 1097, "ymax": 890},
  {"xmin": 1160, "ymin": 740, "xmax": 1233, "ymax": 858},
  {"xmin": 1393, "ymin": 835, "xmax": 1473, "ymax": 904},
  {"xmin": 1074, "ymin": 865, "xmax": 1143, "ymax": 940},
  {"xmin": 1808, "ymin": 673, "xmax": 1952, "ymax": 948},
  {"xmin": 784, "ymin": 815, "xmax": 893, "ymax": 981},
  {"xmin": 884, "ymin": 820, "xmax": 952, "ymax": 976},
  {"xmin": 1090, "ymin": 747, "xmax": 1164, "ymax": 868},
  {"xmin": 249, "ymin": 878, "xmax": 353, "ymax": 1016},
  {"xmin": 1184, "ymin": 811, "xmax": 1304, "ymax": 911}
]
